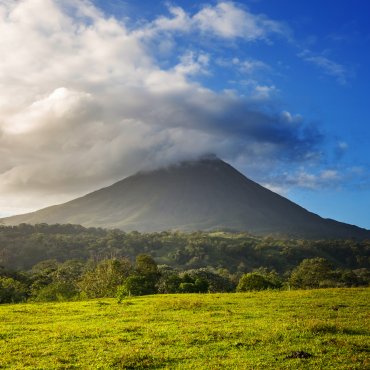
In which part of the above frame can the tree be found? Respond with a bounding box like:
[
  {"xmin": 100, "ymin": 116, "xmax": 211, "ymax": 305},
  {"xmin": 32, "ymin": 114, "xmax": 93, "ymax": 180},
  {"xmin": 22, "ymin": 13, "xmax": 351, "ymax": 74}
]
[
  {"xmin": 352, "ymin": 268, "xmax": 370, "ymax": 286},
  {"xmin": 31, "ymin": 282, "xmax": 76, "ymax": 302},
  {"xmin": 53, "ymin": 260, "xmax": 85, "ymax": 285},
  {"xmin": 79, "ymin": 258, "xmax": 132, "ymax": 298},
  {"xmin": 236, "ymin": 272, "xmax": 276, "ymax": 292},
  {"xmin": 133, "ymin": 254, "xmax": 159, "ymax": 295},
  {"xmin": 0, "ymin": 277, "xmax": 28, "ymax": 303},
  {"xmin": 252, "ymin": 267, "xmax": 282, "ymax": 288},
  {"xmin": 157, "ymin": 265, "xmax": 182, "ymax": 294},
  {"xmin": 182, "ymin": 268, "xmax": 235, "ymax": 292},
  {"xmin": 29, "ymin": 259, "xmax": 59, "ymax": 298},
  {"xmin": 29, "ymin": 259, "xmax": 85, "ymax": 301},
  {"xmin": 135, "ymin": 254, "xmax": 159, "ymax": 276},
  {"xmin": 178, "ymin": 278, "xmax": 209, "ymax": 293},
  {"xmin": 289, "ymin": 258, "xmax": 333, "ymax": 289},
  {"xmin": 119, "ymin": 275, "xmax": 155, "ymax": 297}
]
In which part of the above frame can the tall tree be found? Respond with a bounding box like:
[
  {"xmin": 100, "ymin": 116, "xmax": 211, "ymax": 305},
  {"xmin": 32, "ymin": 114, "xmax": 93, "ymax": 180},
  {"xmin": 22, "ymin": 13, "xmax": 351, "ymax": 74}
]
[{"xmin": 79, "ymin": 258, "xmax": 133, "ymax": 298}]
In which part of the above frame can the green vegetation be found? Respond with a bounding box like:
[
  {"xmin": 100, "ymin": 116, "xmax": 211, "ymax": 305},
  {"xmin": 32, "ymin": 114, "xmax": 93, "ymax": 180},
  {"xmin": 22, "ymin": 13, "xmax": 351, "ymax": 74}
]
[
  {"xmin": 1, "ymin": 224, "xmax": 368, "ymax": 368},
  {"xmin": 0, "ymin": 289, "xmax": 369, "ymax": 369},
  {"xmin": 1, "ymin": 254, "xmax": 369, "ymax": 304},
  {"xmin": 1, "ymin": 224, "xmax": 369, "ymax": 303},
  {"xmin": 236, "ymin": 269, "xmax": 282, "ymax": 292},
  {"xmin": 1, "ymin": 224, "xmax": 369, "ymax": 273}
]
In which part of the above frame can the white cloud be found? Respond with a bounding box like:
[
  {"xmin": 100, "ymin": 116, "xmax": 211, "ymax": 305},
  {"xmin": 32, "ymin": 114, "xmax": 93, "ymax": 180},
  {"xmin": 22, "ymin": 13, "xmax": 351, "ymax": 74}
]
[
  {"xmin": 0, "ymin": 0, "xmax": 316, "ymax": 216},
  {"xmin": 298, "ymin": 49, "xmax": 348, "ymax": 85},
  {"xmin": 173, "ymin": 51, "xmax": 210, "ymax": 76},
  {"xmin": 231, "ymin": 57, "xmax": 270, "ymax": 74},
  {"xmin": 261, "ymin": 183, "xmax": 288, "ymax": 195},
  {"xmin": 280, "ymin": 111, "xmax": 303, "ymax": 124},
  {"xmin": 3, "ymin": 88, "xmax": 93, "ymax": 135},
  {"xmin": 252, "ymin": 84, "xmax": 278, "ymax": 100},
  {"xmin": 320, "ymin": 170, "xmax": 339, "ymax": 181},
  {"xmin": 137, "ymin": 1, "xmax": 288, "ymax": 42},
  {"xmin": 193, "ymin": 2, "xmax": 286, "ymax": 40},
  {"xmin": 151, "ymin": 5, "xmax": 192, "ymax": 33},
  {"xmin": 265, "ymin": 168, "xmax": 343, "ymax": 192}
]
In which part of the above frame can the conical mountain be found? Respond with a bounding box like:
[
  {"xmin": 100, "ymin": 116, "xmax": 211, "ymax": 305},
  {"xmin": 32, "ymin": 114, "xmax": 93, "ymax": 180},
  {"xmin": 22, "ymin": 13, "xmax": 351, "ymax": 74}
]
[{"xmin": 1, "ymin": 157, "xmax": 369, "ymax": 239}]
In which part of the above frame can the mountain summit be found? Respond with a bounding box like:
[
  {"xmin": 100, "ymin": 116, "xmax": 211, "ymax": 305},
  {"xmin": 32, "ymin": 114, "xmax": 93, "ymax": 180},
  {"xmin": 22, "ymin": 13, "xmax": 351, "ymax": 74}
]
[{"xmin": 2, "ymin": 157, "xmax": 369, "ymax": 239}]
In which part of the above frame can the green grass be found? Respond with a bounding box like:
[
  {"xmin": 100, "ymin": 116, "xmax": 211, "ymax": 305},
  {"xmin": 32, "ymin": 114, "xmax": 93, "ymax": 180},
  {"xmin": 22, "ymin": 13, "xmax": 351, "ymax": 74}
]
[{"xmin": 0, "ymin": 289, "xmax": 369, "ymax": 369}]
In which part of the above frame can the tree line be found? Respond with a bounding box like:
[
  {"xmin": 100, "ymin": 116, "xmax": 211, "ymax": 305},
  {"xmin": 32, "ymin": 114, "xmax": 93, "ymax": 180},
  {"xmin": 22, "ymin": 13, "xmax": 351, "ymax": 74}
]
[
  {"xmin": 1, "ymin": 224, "xmax": 369, "ymax": 273},
  {"xmin": 1, "ymin": 254, "xmax": 369, "ymax": 304},
  {"xmin": 0, "ymin": 223, "xmax": 369, "ymax": 304}
]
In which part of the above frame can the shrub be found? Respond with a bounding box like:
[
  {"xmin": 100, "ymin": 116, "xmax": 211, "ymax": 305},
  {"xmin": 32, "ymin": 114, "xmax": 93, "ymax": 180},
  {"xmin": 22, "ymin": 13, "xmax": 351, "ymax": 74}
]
[
  {"xmin": 236, "ymin": 272, "xmax": 276, "ymax": 292},
  {"xmin": 178, "ymin": 278, "xmax": 209, "ymax": 293},
  {"xmin": 78, "ymin": 258, "xmax": 132, "ymax": 298},
  {"xmin": 31, "ymin": 282, "xmax": 77, "ymax": 302},
  {"xmin": 182, "ymin": 268, "xmax": 235, "ymax": 292},
  {"xmin": 0, "ymin": 277, "xmax": 28, "ymax": 303},
  {"xmin": 122, "ymin": 274, "xmax": 157, "ymax": 296},
  {"xmin": 289, "ymin": 258, "xmax": 333, "ymax": 289},
  {"xmin": 157, "ymin": 271, "xmax": 182, "ymax": 294},
  {"xmin": 116, "ymin": 284, "xmax": 129, "ymax": 303}
]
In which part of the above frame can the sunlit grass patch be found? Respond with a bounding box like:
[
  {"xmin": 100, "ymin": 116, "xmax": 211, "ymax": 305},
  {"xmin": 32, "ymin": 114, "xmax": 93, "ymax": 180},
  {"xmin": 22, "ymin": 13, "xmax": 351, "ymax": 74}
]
[{"xmin": 0, "ymin": 288, "xmax": 369, "ymax": 369}]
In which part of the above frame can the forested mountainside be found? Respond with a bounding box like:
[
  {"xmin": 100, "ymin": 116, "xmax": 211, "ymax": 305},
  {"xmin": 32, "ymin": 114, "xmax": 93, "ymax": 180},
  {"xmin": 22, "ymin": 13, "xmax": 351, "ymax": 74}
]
[{"xmin": 1, "ymin": 224, "xmax": 369, "ymax": 272}]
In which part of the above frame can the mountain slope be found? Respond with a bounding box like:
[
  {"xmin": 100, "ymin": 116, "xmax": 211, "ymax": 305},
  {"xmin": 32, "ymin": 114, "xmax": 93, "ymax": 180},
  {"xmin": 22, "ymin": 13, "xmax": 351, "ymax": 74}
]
[{"xmin": 1, "ymin": 157, "xmax": 369, "ymax": 239}]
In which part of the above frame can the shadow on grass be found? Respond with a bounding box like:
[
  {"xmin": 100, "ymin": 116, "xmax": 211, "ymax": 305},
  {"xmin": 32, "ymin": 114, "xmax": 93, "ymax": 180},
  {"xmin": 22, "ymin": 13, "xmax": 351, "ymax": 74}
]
[
  {"xmin": 307, "ymin": 322, "xmax": 369, "ymax": 335},
  {"xmin": 111, "ymin": 352, "xmax": 174, "ymax": 369}
]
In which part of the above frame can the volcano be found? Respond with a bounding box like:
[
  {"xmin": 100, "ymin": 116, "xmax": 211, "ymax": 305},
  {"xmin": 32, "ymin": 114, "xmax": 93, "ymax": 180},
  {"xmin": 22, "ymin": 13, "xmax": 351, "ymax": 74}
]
[{"xmin": 1, "ymin": 157, "xmax": 369, "ymax": 239}]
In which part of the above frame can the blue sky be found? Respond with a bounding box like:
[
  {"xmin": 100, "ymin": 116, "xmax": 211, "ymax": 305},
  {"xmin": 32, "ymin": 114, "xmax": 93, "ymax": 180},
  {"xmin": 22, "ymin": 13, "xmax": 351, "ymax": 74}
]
[{"xmin": 0, "ymin": 0, "xmax": 369, "ymax": 229}]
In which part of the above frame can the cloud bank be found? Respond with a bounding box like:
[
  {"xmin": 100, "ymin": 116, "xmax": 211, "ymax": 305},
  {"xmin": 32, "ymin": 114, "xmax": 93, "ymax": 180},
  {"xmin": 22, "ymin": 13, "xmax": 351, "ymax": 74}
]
[{"xmin": 0, "ymin": 0, "xmax": 328, "ymax": 215}]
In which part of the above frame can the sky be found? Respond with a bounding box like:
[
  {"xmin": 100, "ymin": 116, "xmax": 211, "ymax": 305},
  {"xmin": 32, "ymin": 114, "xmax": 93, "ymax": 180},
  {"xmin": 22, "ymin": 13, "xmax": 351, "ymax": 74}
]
[{"xmin": 0, "ymin": 0, "xmax": 369, "ymax": 228}]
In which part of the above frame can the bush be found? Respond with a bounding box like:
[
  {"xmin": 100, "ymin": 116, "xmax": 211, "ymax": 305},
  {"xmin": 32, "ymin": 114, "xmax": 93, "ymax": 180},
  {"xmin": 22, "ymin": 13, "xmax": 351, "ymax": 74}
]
[
  {"xmin": 289, "ymin": 258, "xmax": 333, "ymax": 289},
  {"xmin": 157, "ymin": 266, "xmax": 182, "ymax": 294},
  {"xmin": 31, "ymin": 282, "xmax": 77, "ymax": 302},
  {"xmin": 179, "ymin": 278, "xmax": 209, "ymax": 293},
  {"xmin": 236, "ymin": 272, "xmax": 277, "ymax": 292},
  {"xmin": 0, "ymin": 277, "xmax": 28, "ymax": 303},
  {"xmin": 78, "ymin": 258, "xmax": 132, "ymax": 298},
  {"xmin": 116, "ymin": 284, "xmax": 129, "ymax": 303},
  {"xmin": 182, "ymin": 268, "xmax": 235, "ymax": 292},
  {"xmin": 121, "ymin": 274, "xmax": 158, "ymax": 296}
]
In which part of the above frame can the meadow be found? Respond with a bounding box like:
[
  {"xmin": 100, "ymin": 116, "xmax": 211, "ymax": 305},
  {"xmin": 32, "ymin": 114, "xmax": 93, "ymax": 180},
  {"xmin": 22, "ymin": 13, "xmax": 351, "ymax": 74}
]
[{"xmin": 0, "ymin": 288, "xmax": 369, "ymax": 369}]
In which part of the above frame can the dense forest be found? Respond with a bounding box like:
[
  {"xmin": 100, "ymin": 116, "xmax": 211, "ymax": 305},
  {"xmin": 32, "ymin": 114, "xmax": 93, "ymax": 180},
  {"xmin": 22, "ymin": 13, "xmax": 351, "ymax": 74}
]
[
  {"xmin": 0, "ymin": 223, "xmax": 369, "ymax": 303},
  {"xmin": 1, "ymin": 223, "xmax": 369, "ymax": 272}
]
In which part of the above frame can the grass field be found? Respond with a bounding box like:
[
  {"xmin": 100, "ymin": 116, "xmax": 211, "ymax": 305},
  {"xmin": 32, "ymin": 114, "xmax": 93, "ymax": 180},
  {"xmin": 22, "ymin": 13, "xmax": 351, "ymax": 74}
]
[{"xmin": 0, "ymin": 289, "xmax": 369, "ymax": 369}]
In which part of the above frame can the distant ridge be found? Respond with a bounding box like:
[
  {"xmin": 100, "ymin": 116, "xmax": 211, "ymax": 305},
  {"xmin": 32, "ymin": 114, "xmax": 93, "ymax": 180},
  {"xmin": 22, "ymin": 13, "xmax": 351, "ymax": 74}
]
[{"xmin": 2, "ymin": 157, "xmax": 369, "ymax": 239}]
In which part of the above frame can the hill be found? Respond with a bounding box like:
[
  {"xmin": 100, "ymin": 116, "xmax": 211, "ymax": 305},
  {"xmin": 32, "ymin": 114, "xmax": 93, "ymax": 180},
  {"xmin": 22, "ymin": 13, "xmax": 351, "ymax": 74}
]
[{"xmin": 1, "ymin": 157, "xmax": 369, "ymax": 239}]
